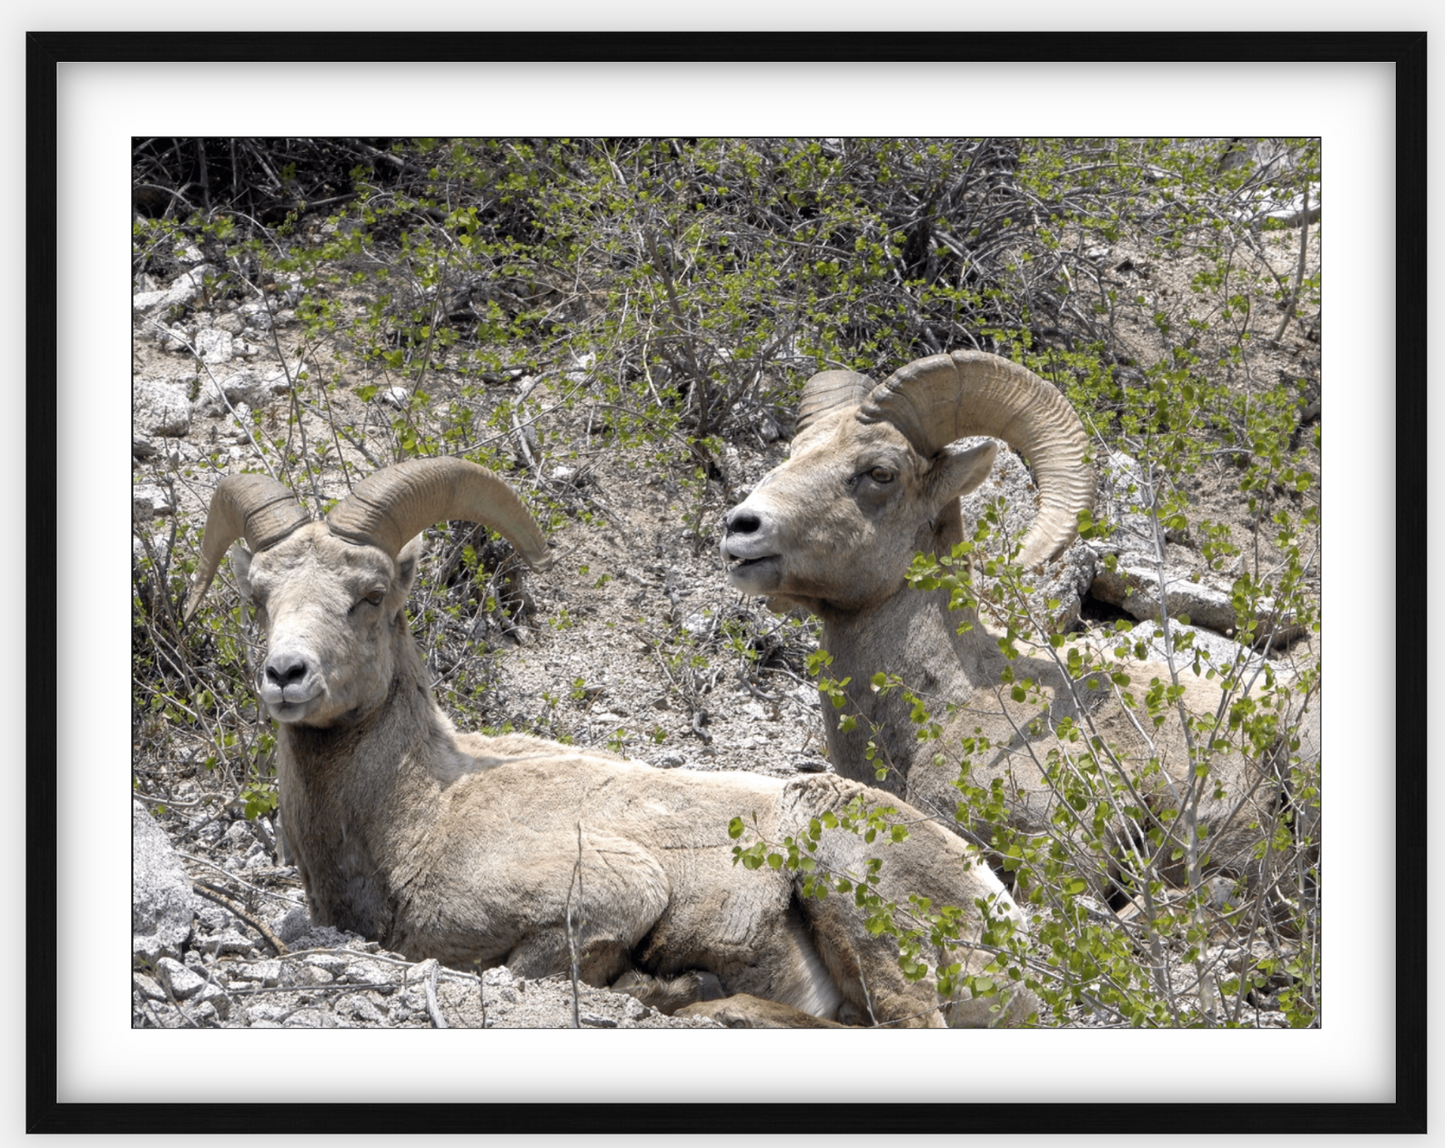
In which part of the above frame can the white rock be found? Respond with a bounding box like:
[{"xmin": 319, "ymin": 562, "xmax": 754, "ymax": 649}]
[
  {"xmin": 681, "ymin": 612, "xmax": 711, "ymax": 637},
  {"xmin": 132, "ymin": 289, "xmax": 170, "ymax": 311},
  {"xmin": 133, "ymin": 264, "xmax": 217, "ymax": 316},
  {"xmin": 306, "ymin": 954, "xmax": 349, "ymax": 977},
  {"xmin": 193, "ymin": 931, "xmax": 255, "ymax": 960},
  {"xmin": 159, "ymin": 326, "xmax": 193, "ymax": 354},
  {"xmin": 134, "ymin": 379, "xmax": 193, "ymax": 438},
  {"xmin": 195, "ymin": 983, "xmax": 231, "ymax": 1020},
  {"xmin": 235, "ymin": 960, "xmax": 283, "ymax": 987},
  {"xmin": 192, "ymin": 370, "xmax": 280, "ymax": 416},
  {"xmin": 1093, "ymin": 450, "xmax": 1161, "ymax": 562},
  {"xmin": 246, "ymin": 1002, "xmax": 292, "ymax": 1026},
  {"xmin": 132, "ymin": 802, "xmax": 197, "ymax": 965},
  {"xmin": 195, "ymin": 328, "xmax": 234, "ymax": 364},
  {"xmin": 132, "ymin": 485, "xmax": 175, "ymax": 518},
  {"xmin": 155, "ymin": 957, "xmax": 206, "ymax": 1000},
  {"xmin": 238, "ymin": 302, "xmax": 275, "ymax": 330},
  {"xmin": 164, "ymin": 442, "xmax": 203, "ymax": 466},
  {"xmin": 196, "ymin": 905, "xmax": 232, "ymax": 932},
  {"xmin": 1091, "ymin": 564, "xmax": 1305, "ymax": 647}
]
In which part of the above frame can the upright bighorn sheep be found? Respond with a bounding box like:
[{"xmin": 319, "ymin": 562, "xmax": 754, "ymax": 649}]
[
  {"xmin": 721, "ymin": 351, "xmax": 1295, "ymax": 902},
  {"xmin": 184, "ymin": 457, "xmax": 1036, "ymax": 1027}
]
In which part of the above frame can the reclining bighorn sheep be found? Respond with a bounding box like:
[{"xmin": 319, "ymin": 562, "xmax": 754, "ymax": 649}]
[
  {"xmin": 721, "ymin": 350, "xmax": 1298, "ymax": 905},
  {"xmin": 183, "ymin": 456, "xmax": 1037, "ymax": 1027}
]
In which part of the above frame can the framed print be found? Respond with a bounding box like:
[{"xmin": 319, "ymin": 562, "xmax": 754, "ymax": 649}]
[{"xmin": 32, "ymin": 29, "xmax": 1423, "ymax": 1135}]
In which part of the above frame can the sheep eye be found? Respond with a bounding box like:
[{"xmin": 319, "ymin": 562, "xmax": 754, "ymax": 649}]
[
  {"xmin": 352, "ymin": 591, "xmax": 386, "ymax": 614},
  {"xmin": 868, "ymin": 467, "xmax": 894, "ymax": 484}
]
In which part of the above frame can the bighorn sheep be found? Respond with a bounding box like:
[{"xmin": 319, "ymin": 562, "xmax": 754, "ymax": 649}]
[
  {"xmin": 183, "ymin": 457, "xmax": 1036, "ymax": 1027},
  {"xmin": 721, "ymin": 351, "xmax": 1298, "ymax": 904}
]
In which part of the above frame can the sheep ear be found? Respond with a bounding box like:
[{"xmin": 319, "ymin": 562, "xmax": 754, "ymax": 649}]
[
  {"xmin": 927, "ymin": 439, "xmax": 998, "ymax": 506},
  {"xmin": 230, "ymin": 544, "xmax": 256, "ymax": 601},
  {"xmin": 395, "ymin": 534, "xmax": 424, "ymax": 596}
]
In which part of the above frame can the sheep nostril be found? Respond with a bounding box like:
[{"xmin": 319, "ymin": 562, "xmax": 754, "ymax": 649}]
[
  {"xmin": 725, "ymin": 508, "xmax": 761, "ymax": 536},
  {"xmin": 265, "ymin": 657, "xmax": 308, "ymax": 687}
]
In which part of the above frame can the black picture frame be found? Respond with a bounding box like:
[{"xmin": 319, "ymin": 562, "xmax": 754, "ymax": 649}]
[{"xmin": 31, "ymin": 30, "xmax": 1425, "ymax": 1135}]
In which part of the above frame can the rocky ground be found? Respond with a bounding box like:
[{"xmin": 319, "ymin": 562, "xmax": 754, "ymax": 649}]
[{"xmin": 131, "ymin": 217, "xmax": 1321, "ymax": 1030}]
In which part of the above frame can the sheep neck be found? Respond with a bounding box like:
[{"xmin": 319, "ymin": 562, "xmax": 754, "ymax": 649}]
[
  {"xmin": 814, "ymin": 578, "xmax": 993, "ymax": 810},
  {"xmin": 274, "ymin": 617, "xmax": 450, "ymax": 946}
]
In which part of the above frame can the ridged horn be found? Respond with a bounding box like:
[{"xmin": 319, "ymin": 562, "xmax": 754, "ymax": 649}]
[
  {"xmin": 796, "ymin": 370, "xmax": 876, "ymax": 435},
  {"xmin": 860, "ymin": 350, "xmax": 1094, "ymax": 568},
  {"xmin": 326, "ymin": 457, "xmax": 553, "ymax": 571},
  {"xmin": 183, "ymin": 474, "xmax": 311, "ymax": 624}
]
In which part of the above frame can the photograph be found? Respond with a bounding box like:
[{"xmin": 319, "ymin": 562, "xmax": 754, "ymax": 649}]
[{"xmin": 28, "ymin": 26, "xmax": 1421, "ymax": 1137}]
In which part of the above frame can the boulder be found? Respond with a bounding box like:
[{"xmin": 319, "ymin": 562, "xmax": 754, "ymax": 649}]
[
  {"xmin": 188, "ymin": 368, "xmax": 292, "ymax": 417},
  {"xmin": 1085, "ymin": 450, "xmax": 1305, "ymax": 647},
  {"xmin": 133, "ymin": 802, "xmax": 197, "ymax": 966},
  {"xmin": 131, "ymin": 264, "xmax": 216, "ymax": 315},
  {"xmin": 134, "ymin": 379, "xmax": 192, "ymax": 439},
  {"xmin": 132, "ymin": 484, "xmax": 175, "ymax": 519},
  {"xmin": 193, "ymin": 328, "xmax": 234, "ymax": 365},
  {"xmin": 1090, "ymin": 562, "xmax": 1305, "ymax": 648}
]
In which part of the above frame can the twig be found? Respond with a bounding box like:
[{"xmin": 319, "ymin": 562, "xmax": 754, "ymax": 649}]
[
  {"xmin": 510, "ymin": 409, "xmax": 538, "ymax": 472},
  {"xmin": 424, "ymin": 960, "xmax": 449, "ymax": 1029},
  {"xmin": 736, "ymin": 666, "xmax": 782, "ymax": 703},
  {"xmin": 1270, "ymin": 182, "xmax": 1313, "ymax": 344},
  {"xmin": 180, "ymin": 850, "xmax": 299, "ymax": 905},
  {"xmin": 132, "ymin": 790, "xmax": 214, "ymax": 810},
  {"xmin": 192, "ymin": 881, "xmax": 290, "ymax": 956},
  {"xmin": 854, "ymin": 952, "xmax": 879, "ymax": 1027},
  {"xmin": 565, "ymin": 822, "xmax": 585, "ymax": 1029}
]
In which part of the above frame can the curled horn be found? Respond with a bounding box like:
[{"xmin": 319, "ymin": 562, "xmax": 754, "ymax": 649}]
[
  {"xmin": 860, "ymin": 350, "xmax": 1095, "ymax": 569},
  {"xmin": 183, "ymin": 474, "xmax": 311, "ymax": 624},
  {"xmin": 325, "ymin": 457, "xmax": 553, "ymax": 571},
  {"xmin": 795, "ymin": 369, "xmax": 876, "ymax": 435}
]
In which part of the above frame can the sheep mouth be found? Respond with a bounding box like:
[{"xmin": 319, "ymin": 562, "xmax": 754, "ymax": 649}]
[
  {"xmin": 725, "ymin": 553, "xmax": 781, "ymax": 589},
  {"xmin": 267, "ymin": 700, "xmax": 312, "ymax": 723},
  {"xmin": 263, "ymin": 692, "xmax": 323, "ymax": 724},
  {"xmin": 725, "ymin": 554, "xmax": 778, "ymax": 573}
]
